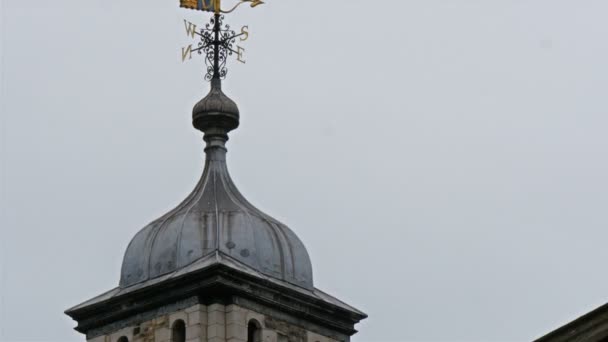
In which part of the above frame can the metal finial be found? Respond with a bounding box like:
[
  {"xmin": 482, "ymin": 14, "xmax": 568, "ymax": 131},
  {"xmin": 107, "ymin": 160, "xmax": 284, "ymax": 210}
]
[
  {"xmin": 180, "ymin": 0, "xmax": 260, "ymax": 136},
  {"xmin": 181, "ymin": 0, "xmax": 255, "ymax": 81},
  {"xmin": 181, "ymin": 14, "xmax": 248, "ymax": 81}
]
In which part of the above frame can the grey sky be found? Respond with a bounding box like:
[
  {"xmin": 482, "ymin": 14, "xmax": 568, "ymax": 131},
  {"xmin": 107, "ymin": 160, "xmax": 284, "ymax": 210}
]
[{"xmin": 2, "ymin": 0, "xmax": 608, "ymax": 341}]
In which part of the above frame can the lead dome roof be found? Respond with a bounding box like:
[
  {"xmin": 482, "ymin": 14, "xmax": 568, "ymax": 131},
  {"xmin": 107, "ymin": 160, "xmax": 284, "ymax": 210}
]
[{"xmin": 120, "ymin": 82, "xmax": 313, "ymax": 290}]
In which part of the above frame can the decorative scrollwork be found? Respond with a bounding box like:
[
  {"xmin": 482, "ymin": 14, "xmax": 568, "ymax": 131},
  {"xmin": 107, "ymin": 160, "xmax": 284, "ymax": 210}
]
[
  {"xmin": 182, "ymin": 13, "xmax": 248, "ymax": 81},
  {"xmin": 191, "ymin": 15, "xmax": 239, "ymax": 81}
]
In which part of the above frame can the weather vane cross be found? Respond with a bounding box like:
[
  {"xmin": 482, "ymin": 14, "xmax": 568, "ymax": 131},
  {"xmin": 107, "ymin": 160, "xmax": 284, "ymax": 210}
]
[{"xmin": 180, "ymin": 0, "xmax": 263, "ymax": 81}]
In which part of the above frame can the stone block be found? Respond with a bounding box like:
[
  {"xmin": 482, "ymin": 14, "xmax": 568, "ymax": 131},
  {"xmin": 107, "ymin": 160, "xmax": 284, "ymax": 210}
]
[
  {"xmin": 87, "ymin": 336, "xmax": 107, "ymax": 342},
  {"xmin": 307, "ymin": 331, "xmax": 338, "ymax": 342},
  {"xmin": 155, "ymin": 327, "xmax": 171, "ymax": 342},
  {"xmin": 262, "ymin": 329, "xmax": 277, "ymax": 342},
  {"xmin": 208, "ymin": 303, "xmax": 225, "ymax": 313},
  {"xmin": 186, "ymin": 324, "xmax": 201, "ymax": 340},
  {"xmin": 226, "ymin": 323, "xmax": 247, "ymax": 340},
  {"xmin": 226, "ymin": 308, "xmax": 247, "ymax": 325},
  {"xmin": 207, "ymin": 324, "xmax": 226, "ymax": 339},
  {"xmin": 188, "ymin": 309, "xmax": 202, "ymax": 326},
  {"xmin": 228, "ymin": 338, "xmax": 248, "ymax": 342},
  {"xmin": 155, "ymin": 315, "xmax": 169, "ymax": 327},
  {"xmin": 185, "ymin": 304, "xmax": 204, "ymax": 314},
  {"xmin": 208, "ymin": 309, "xmax": 226, "ymax": 325}
]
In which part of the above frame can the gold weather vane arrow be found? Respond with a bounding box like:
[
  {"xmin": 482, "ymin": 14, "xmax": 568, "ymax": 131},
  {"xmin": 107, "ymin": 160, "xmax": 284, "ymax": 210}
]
[
  {"xmin": 180, "ymin": 0, "xmax": 264, "ymax": 14},
  {"xmin": 221, "ymin": 0, "xmax": 264, "ymax": 13}
]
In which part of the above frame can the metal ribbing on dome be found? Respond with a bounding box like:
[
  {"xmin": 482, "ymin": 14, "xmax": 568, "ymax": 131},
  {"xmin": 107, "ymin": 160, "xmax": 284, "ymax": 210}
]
[{"xmin": 120, "ymin": 137, "xmax": 313, "ymax": 290}]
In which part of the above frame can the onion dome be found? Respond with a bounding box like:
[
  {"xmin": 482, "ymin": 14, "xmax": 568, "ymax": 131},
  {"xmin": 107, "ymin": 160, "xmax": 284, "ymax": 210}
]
[
  {"xmin": 120, "ymin": 80, "xmax": 314, "ymax": 290},
  {"xmin": 193, "ymin": 79, "xmax": 239, "ymax": 133}
]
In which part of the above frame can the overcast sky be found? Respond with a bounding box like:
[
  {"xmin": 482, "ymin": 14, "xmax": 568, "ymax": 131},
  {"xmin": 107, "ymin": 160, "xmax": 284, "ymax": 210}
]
[{"xmin": 2, "ymin": 0, "xmax": 608, "ymax": 341}]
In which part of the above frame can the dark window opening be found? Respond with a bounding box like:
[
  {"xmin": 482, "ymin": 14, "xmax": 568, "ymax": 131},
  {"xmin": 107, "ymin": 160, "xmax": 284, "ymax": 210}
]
[
  {"xmin": 172, "ymin": 319, "xmax": 186, "ymax": 342},
  {"xmin": 247, "ymin": 319, "xmax": 262, "ymax": 342},
  {"xmin": 133, "ymin": 326, "xmax": 141, "ymax": 335},
  {"xmin": 117, "ymin": 337, "xmax": 129, "ymax": 342}
]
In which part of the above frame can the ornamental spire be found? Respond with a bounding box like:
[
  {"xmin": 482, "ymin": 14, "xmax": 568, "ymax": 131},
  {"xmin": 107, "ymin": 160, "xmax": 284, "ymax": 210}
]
[{"xmin": 179, "ymin": 0, "xmax": 263, "ymax": 138}]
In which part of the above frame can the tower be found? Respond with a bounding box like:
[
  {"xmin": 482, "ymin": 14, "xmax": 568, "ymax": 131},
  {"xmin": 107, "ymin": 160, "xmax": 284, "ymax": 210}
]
[{"xmin": 64, "ymin": 2, "xmax": 367, "ymax": 342}]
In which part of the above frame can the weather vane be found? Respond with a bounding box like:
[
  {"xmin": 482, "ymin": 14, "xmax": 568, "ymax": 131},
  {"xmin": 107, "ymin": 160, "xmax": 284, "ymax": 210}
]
[{"xmin": 180, "ymin": 0, "xmax": 263, "ymax": 81}]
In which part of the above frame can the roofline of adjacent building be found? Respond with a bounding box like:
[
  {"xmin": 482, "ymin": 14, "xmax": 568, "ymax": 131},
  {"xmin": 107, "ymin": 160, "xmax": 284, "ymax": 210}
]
[{"xmin": 535, "ymin": 302, "xmax": 608, "ymax": 342}]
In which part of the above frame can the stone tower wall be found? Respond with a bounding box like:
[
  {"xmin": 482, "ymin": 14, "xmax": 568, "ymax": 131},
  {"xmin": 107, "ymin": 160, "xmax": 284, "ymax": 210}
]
[{"xmin": 86, "ymin": 304, "xmax": 339, "ymax": 342}]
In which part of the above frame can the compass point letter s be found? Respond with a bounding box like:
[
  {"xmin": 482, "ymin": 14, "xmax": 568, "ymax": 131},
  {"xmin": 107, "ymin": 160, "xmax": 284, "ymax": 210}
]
[{"xmin": 240, "ymin": 26, "xmax": 249, "ymax": 41}]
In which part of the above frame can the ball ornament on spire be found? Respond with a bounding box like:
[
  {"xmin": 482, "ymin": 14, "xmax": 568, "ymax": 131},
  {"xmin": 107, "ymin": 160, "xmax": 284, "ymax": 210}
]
[{"xmin": 180, "ymin": 1, "xmax": 257, "ymax": 137}]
